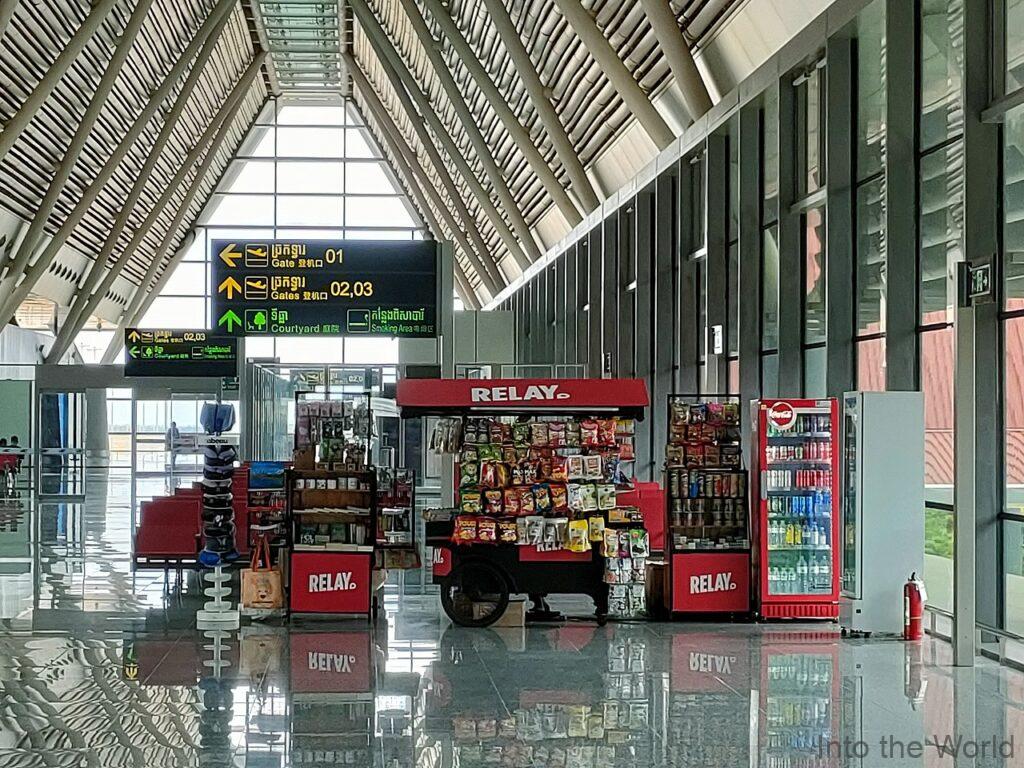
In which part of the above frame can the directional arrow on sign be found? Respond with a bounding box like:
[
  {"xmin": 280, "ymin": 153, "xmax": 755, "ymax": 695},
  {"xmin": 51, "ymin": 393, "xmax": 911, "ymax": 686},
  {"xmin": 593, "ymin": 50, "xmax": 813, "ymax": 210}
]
[
  {"xmin": 128, "ymin": 346, "xmax": 139, "ymax": 358},
  {"xmin": 128, "ymin": 330, "xmax": 140, "ymax": 343},
  {"xmin": 218, "ymin": 275, "xmax": 242, "ymax": 299},
  {"xmin": 218, "ymin": 309, "xmax": 242, "ymax": 332},
  {"xmin": 218, "ymin": 243, "xmax": 242, "ymax": 268}
]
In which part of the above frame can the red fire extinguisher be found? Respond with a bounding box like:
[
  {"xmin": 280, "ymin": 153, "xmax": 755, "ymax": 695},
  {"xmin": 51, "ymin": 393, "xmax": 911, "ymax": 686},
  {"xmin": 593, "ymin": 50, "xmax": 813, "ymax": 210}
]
[{"xmin": 904, "ymin": 573, "xmax": 926, "ymax": 641}]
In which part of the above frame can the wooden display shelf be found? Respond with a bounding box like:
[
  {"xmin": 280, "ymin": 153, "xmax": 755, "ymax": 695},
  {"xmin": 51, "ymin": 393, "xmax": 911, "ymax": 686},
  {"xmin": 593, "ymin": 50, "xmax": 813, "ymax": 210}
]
[
  {"xmin": 294, "ymin": 468, "xmax": 374, "ymax": 478},
  {"xmin": 293, "ymin": 544, "xmax": 374, "ymax": 553},
  {"xmin": 292, "ymin": 488, "xmax": 371, "ymax": 508},
  {"xmin": 292, "ymin": 510, "xmax": 371, "ymax": 523}
]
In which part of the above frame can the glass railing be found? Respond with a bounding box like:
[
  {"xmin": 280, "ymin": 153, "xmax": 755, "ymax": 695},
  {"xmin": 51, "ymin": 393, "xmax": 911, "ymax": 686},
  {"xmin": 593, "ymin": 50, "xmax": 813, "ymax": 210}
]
[{"xmin": 924, "ymin": 502, "xmax": 954, "ymax": 613}]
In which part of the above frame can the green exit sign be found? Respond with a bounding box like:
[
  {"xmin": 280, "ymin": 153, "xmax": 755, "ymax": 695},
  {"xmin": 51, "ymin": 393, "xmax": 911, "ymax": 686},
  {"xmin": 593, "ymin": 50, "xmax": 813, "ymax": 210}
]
[{"xmin": 958, "ymin": 262, "xmax": 995, "ymax": 307}]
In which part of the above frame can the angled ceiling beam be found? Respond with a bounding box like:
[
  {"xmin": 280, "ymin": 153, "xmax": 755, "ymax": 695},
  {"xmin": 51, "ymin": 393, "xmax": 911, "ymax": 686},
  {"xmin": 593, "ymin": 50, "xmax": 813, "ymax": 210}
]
[
  {"xmin": 0, "ymin": 0, "xmax": 119, "ymax": 162},
  {"xmin": 638, "ymin": 0, "xmax": 712, "ymax": 121},
  {"xmin": 350, "ymin": 0, "xmax": 529, "ymax": 275},
  {"xmin": 48, "ymin": 4, "xmax": 236, "ymax": 363},
  {"xmin": 468, "ymin": 0, "xmax": 596, "ymax": 219},
  {"xmin": 348, "ymin": 12, "xmax": 504, "ymax": 295},
  {"xmin": 0, "ymin": 0, "xmax": 156, "ymax": 318},
  {"xmin": 550, "ymin": 0, "xmax": 675, "ymax": 149},
  {"xmin": 349, "ymin": 58, "xmax": 480, "ymax": 309},
  {"xmin": 397, "ymin": 0, "xmax": 541, "ymax": 265},
  {"xmin": 99, "ymin": 53, "xmax": 267, "ymax": 365},
  {"xmin": 0, "ymin": 1, "xmax": 18, "ymax": 41}
]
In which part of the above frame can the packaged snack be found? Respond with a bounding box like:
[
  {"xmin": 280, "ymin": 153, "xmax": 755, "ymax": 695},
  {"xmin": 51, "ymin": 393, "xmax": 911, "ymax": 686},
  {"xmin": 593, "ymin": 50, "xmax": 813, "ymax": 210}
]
[
  {"xmin": 459, "ymin": 461, "xmax": 478, "ymax": 488},
  {"xmin": 549, "ymin": 483, "xmax": 568, "ymax": 511},
  {"xmin": 479, "ymin": 461, "xmax": 498, "ymax": 488},
  {"xmin": 495, "ymin": 462, "xmax": 511, "ymax": 488},
  {"xmin": 567, "ymin": 519, "xmax": 590, "ymax": 552},
  {"xmin": 461, "ymin": 491, "xmax": 482, "ymax": 515},
  {"xmin": 566, "ymin": 454, "xmax": 586, "ymax": 480},
  {"xmin": 532, "ymin": 483, "xmax": 552, "ymax": 513},
  {"xmin": 603, "ymin": 701, "xmax": 619, "ymax": 730},
  {"xmin": 530, "ymin": 422, "xmax": 549, "ymax": 447},
  {"xmin": 498, "ymin": 717, "xmax": 516, "ymax": 738},
  {"xmin": 603, "ymin": 529, "xmax": 619, "ymax": 558},
  {"xmin": 523, "ymin": 461, "xmax": 539, "ymax": 485},
  {"xmin": 526, "ymin": 515, "xmax": 545, "ymax": 545},
  {"xmin": 454, "ymin": 516, "xmax": 477, "ymax": 543},
  {"xmin": 597, "ymin": 419, "xmax": 616, "ymax": 447},
  {"xmin": 477, "ymin": 717, "xmax": 497, "ymax": 738},
  {"xmin": 548, "ymin": 422, "xmax": 566, "ymax": 448},
  {"xmin": 461, "ymin": 446, "xmax": 479, "ymax": 462},
  {"xmin": 552, "ymin": 517, "xmax": 568, "ymax": 546},
  {"xmin": 543, "ymin": 518, "xmax": 560, "ymax": 546},
  {"xmin": 503, "ymin": 488, "xmax": 521, "ymax": 516},
  {"xmin": 597, "ymin": 484, "xmax": 616, "ymax": 510},
  {"xmin": 630, "ymin": 529, "xmax": 650, "ymax": 558},
  {"xmin": 519, "ymin": 486, "xmax": 536, "ymax": 514},
  {"xmin": 511, "ymin": 463, "xmax": 526, "ymax": 486},
  {"xmin": 453, "ymin": 715, "xmax": 476, "ymax": 739},
  {"xmin": 565, "ymin": 420, "xmax": 582, "ymax": 447},
  {"xmin": 550, "ymin": 455, "xmax": 568, "ymax": 482},
  {"xmin": 498, "ymin": 519, "xmax": 518, "ymax": 543},
  {"xmin": 583, "ymin": 454, "xmax": 604, "ymax": 480},
  {"xmin": 567, "ymin": 706, "xmax": 588, "ymax": 738},
  {"xmin": 502, "ymin": 445, "xmax": 518, "ymax": 464},
  {"xmin": 513, "ymin": 422, "xmax": 531, "ymax": 448},
  {"xmin": 478, "ymin": 443, "xmax": 501, "ymax": 462},
  {"xmin": 618, "ymin": 530, "xmax": 631, "ymax": 558},
  {"xmin": 723, "ymin": 402, "xmax": 740, "ymax": 424},
  {"xmin": 488, "ymin": 422, "xmax": 504, "ymax": 444},
  {"xmin": 588, "ymin": 515, "xmax": 605, "ymax": 542},
  {"xmin": 580, "ymin": 484, "xmax": 599, "ymax": 512},
  {"xmin": 516, "ymin": 517, "xmax": 530, "ymax": 544},
  {"xmin": 477, "ymin": 517, "xmax": 497, "ymax": 543},
  {"xmin": 484, "ymin": 489, "xmax": 503, "ymax": 514},
  {"xmin": 580, "ymin": 419, "xmax": 600, "ymax": 447},
  {"xmin": 567, "ymin": 483, "xmax": 585, "ymax": 512}
]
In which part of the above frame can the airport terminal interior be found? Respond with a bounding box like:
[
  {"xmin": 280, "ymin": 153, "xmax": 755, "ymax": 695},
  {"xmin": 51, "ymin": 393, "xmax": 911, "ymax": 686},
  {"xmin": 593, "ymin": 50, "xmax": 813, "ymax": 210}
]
[{"xmin": 2, "ymin": 0, "xmax": 1024, "ymax": 764}]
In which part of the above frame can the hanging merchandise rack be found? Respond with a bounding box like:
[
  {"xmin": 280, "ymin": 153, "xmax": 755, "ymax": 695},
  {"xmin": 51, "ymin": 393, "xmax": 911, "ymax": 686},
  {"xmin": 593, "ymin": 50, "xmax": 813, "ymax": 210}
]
[{"xmin": 396, "ymin": 378, "xmax": 650, "ymax": 628}]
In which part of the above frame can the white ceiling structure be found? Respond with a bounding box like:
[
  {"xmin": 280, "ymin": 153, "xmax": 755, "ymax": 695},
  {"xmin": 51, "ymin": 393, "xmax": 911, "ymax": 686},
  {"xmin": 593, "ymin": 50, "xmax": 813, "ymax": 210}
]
[{"xmin": 0, "ymin": 0, "xmax": 832, "ymax": 329}]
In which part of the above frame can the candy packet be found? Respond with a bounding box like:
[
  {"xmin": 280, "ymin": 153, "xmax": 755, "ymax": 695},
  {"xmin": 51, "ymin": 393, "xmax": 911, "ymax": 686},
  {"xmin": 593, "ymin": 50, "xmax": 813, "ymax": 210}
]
[
  {"xmin": 597, "ymin": 484, "xmax": 617, "ymax": 510},
  {"xmin": 602, "ymin": 529, "xmax": 619, "ymax": 558},
  {"xmin": 567, "ymin": 483, "xmax": 585, "ymax": 512},
  {"xmin": 588, "ymin": 515, "xmax": 605, "ymax": 541}
]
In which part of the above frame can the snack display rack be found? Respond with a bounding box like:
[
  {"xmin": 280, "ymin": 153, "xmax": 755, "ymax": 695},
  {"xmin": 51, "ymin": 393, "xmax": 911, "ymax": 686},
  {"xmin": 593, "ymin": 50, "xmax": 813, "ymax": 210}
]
[
  {"xmin": 286, "ymin": 467, "xmax": 378, "ymax": 617},
  {"xmin": 396, "ymin": 378, "xmax": 650, "ymax": 627},
  {"xmin": 663, "ymin": 395, "xmax": 751, "ymax": 616}
]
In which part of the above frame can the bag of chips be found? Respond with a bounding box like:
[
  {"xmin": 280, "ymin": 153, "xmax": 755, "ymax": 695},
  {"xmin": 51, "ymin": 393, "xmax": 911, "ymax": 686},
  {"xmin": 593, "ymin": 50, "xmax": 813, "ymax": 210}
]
[
  {"xmin": 477, "ymin": 517, "xmax": 497, "ymax": 543},
  {"xmin": 565, "ymin": 420, "xmax": 582, "ymax": 447},
  {"xmin": 549, "ymin": 483, "xmax": 568, "ymax": 512},
  {"xmin": 484, "ymin": 489, "xmax": 503, "ymax": 514},
  {"xmin": 618, "ymin": 530, "xmax": 631, "ymax": 558},
  {"xmin": 502, "ymin": 445, "xmax": 518, "ymax": 464},
  {"xmin": 525, "ymin": 516, "xmax": 545, "ymax": 545},
  {"xmin": 489, "ymin": 422, "xmax": 504, "ymax": 444},
  {"xmin": 580, "ymin": 484, "xmax": 599, "ymax": 512},
  {"xmin": 580, "ymin": 419, "xmax": 600, "ymax": 447},
  {"xmin": 548, "ymin": 422, "xmax": 566, "ymax": 448},
  {"xmin": 478, "ymin": 443, "xmax": 501, "ymax": 462},
  {"xmin": 567, "ymin": 483, "xmax": 585, "ymax": 512},
  {"xmin": 532, "ymin": 483, "xmax": 552, "ymax": 513},
  {"xmin": 566, "ymin": 454, "xmax": 586, "ymax": 480},
  {"xmin": 460, "ymin": 491, "xmax": 481, "ymax": 515},
  {"xmin": 588, "ymin": 515, "xmax": 605, "ymax": 542},
  {"xmin": 516, "ymin": 517, "xmax": 530, "ymax": 544},
  {"xmin": 584, "ymin": 454, "xmax": 604, "ymax": 480},
  {"xmin": 459, "ymin": 462, "xmax": 479, "ymax": 488},
  {"xmin": 498, "ymin": 519, "xmax": 518, "ymax": 543},
  {"xmin": 513, "ymin": 422, "xmax": 530, "ymax": 447},
  {"xmin": 504, "ymin": 488, "xmax": 521, "ymax": 516},
  {"xmin": 597, "ymin": 419, "xmax": 616, "ymax": 447},
  {"xmin": 567, "ymin": 519, "xmax": 590, "ymax": 552},
  {"xmin": 550, "ymin": 455, "xmax": 568, "ymax": 482},
  {"xmin": 597, "ymin": 484, "xmax": 617, "ymax": 510},
  {"xmin": 530, "ymin": 422, "xmax": 549, "ymax": 447},
  {"xmin": 519, "ymin": 486, "xmax": 536, "ymax": 514},
  {"xmin": 479, "ymin": 462, "xmax": 499, "ymax": 488},
  {"xmin": 454, "ymin": 516, "xmax": 477, "ymax": 543},
  {"xmin": 602, "ymin": 529, "xmax": 619, "ymax": 558},
  {"xmin": 630, "ymin": 529, "xmax": 650, "ymax": 558}
]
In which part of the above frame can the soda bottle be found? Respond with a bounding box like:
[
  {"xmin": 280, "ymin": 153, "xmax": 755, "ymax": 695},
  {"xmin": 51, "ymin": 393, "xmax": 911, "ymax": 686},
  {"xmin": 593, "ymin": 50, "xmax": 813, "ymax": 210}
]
[{"xmin": 797, "ymin": 557, "xmax": 808, "ymax": 592}]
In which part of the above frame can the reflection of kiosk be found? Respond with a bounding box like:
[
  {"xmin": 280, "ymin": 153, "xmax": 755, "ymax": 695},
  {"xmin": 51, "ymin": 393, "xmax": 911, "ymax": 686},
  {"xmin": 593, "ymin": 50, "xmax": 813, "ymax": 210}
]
[{"xmin": 397, "ymin": 378, "xmax": 649, "ymax": 627}]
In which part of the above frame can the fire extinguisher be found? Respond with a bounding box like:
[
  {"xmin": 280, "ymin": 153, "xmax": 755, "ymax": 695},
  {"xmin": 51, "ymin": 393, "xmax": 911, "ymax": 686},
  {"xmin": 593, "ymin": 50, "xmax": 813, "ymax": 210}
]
[{"xmin": 904, "ymin": 573, "xmax": 927, "ymax": 641}]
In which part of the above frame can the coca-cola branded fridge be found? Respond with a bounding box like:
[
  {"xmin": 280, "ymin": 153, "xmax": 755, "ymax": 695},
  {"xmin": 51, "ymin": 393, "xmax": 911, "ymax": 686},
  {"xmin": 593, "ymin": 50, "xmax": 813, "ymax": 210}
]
[{"xmin": 752, "ymin": 399, "xmax": 840, "ymax": 620}]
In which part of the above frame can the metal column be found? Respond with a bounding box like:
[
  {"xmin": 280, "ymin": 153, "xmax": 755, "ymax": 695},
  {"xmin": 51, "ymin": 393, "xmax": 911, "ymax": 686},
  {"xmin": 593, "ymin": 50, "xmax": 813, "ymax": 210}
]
[
  {"xmin": 737, "ymin": 101, "xmax": 762, "ymax": 452},
  {"xmin": 602, "ymin": 215, "xmax": 619, "ymax": 377},
  {"xmin": 705, "ymin": 133, "xmax": 729, "ymax": 393},
  {"xmin": 776, "ymin": 75, "xmax": 803, "ymax": 394},
  {"xmin": 587, "ymin": 229, "xmax": 603, "ymax": 377},
  {"xmin": 564, "ymin": 244, "xmax": 578, "ymax": 365},
  {"xmin": 884, "ymin": 0, "xmax": 919, "ymax": 390},
  {"xmin": 677, "ymin": 158, "xmax": 699, "ymax": 393},
  {"xmin": 634, "ymin": 186, "xmax": 655, "ymax": 480},
  {"xmin": 652, "ymin": 170, "xmax": 677, "ymax": 469},
  {"xmin": 824, "ymin": 35, "xmax": 855, "ymax": 398}
]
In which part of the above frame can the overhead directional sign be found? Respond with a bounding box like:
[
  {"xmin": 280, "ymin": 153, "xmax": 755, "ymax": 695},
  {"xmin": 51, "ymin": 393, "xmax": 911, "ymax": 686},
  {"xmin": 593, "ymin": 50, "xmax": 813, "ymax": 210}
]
[
  {"xmin": 210, "ymin": 239, "xmax": 438, "ymax": 338},
  {"xmin": 123, "ymin": 329, "xmax": 238, "ymax": 378}
]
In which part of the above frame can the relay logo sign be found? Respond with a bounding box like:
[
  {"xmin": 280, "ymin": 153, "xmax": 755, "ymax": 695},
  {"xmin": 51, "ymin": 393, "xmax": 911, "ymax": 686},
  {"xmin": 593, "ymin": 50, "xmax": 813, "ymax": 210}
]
[
  {"xmin": 766, "ymin": 401, "xmax": 798, "ymax": 431},
  {"xmin": 689, "ymin": 652, "xmax": 736, "ymax": 675},
  {"xmin": 308, "ymin": 571, "xmax": 358, "ymax": 592},
  {"xmin": 470, "ymin": 384, "xmax": 571, "ymax": 403},
  {"xmin": 308, "ymin": 652, "xmax": 355, "ymax": 674},
  {"xmin": 690, "ymin": 571, "xmax": 737, "ymax": 594}
]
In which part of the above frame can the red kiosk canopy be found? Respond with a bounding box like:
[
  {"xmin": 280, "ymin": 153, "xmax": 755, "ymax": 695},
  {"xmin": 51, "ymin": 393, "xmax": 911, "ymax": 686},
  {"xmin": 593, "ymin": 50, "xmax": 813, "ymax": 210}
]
[{"xmin": 396, "ymin": 378, "xmax": 649, "ymax": 418}]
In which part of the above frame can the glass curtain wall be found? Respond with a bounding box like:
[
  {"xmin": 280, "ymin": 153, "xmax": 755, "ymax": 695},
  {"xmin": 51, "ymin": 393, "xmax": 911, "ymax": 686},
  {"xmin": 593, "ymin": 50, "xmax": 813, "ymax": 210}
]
[{"xmin": 761, "ymin": 89, "xmax": 781, "ymax": 398}]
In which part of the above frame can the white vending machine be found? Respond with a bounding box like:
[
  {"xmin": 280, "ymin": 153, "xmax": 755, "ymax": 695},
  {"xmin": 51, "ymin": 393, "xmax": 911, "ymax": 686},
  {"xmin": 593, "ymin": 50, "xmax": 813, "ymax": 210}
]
[{"xmin": 840, "ymin": 391, "xmax": 925, "ymax": 635}]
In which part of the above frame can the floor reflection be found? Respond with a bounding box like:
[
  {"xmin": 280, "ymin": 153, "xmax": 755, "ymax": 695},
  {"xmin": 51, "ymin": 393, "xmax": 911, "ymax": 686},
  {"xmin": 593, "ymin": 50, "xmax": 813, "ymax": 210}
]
[{"xmin": 0, "ymin": 473, "xmax": 1021, "ymax": 766}]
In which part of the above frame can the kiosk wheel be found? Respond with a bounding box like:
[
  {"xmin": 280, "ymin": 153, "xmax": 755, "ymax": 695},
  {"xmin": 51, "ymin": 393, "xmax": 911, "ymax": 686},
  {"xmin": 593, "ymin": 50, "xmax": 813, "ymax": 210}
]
[{"xmin": 440, "ymin": 559, "xmax": 510, "ymax": 628}]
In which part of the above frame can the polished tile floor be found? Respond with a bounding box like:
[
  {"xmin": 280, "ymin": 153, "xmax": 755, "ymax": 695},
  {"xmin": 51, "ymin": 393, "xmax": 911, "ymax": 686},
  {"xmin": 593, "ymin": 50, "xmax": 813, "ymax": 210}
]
[{"xmin": 0, "ymin": 470, "xmax": 1022, "ymax": 766}]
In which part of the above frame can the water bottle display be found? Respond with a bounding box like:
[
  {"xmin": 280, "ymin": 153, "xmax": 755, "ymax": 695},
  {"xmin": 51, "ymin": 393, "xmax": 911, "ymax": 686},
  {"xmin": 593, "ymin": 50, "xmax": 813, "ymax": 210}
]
[{"xmin": 755, "ymin": 400, "xmax": 840, "ymax": 619}]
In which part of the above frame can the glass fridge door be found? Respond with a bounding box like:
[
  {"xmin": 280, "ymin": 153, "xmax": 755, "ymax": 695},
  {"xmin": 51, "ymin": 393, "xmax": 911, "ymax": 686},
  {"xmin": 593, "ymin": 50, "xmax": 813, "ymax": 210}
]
[
  {"xmin": 763, "ymin": 408, "xmax": 834, "ymax": 596},
  {"xmin": 842, "ymin": 396, "xmax": 860, "ymax": 597}
]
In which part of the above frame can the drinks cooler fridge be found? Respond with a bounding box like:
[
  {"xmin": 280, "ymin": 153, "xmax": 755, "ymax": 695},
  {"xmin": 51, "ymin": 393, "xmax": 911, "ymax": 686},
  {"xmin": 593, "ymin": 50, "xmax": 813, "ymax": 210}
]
[{"xmin": 753, "ymin": 399, "xmax": 840, "ymax": 619}]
